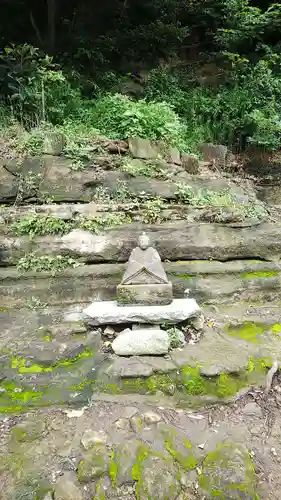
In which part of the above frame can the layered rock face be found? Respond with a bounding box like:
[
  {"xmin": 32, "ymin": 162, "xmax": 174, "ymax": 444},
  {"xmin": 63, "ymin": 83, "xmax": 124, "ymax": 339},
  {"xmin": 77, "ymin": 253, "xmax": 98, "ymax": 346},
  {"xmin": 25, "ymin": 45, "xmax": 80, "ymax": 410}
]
[{"xmin": 1, "ymin": 138, "xmax": 281, "ymax": 499}]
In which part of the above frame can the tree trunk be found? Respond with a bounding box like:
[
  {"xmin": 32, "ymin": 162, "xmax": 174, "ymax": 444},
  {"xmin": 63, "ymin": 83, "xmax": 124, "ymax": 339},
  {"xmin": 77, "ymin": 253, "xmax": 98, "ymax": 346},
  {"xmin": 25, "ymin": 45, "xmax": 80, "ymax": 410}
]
[{"xmin": 47, "ymin": 0, "xmax": 56, "ymax": 54}]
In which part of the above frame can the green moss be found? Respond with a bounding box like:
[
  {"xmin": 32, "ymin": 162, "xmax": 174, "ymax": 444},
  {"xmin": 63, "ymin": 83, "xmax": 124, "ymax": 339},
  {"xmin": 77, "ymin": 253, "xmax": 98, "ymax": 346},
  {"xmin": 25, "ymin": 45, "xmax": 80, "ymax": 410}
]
[
  {"xmin": 116, "ymin": 289, "xmax": 136, "ymax": 305},
  {"xmin": 170, "ymin": 272, "xmax": 194, "ymax": 280},
  {"xmin": 77, "ymin": 450, "xmax": 106, "ymax": 483},
  {"xmin": 121, "ymin": 374, "xmax": 174, "ymax": 395},
  {"xmin": 241, "ymin": 270, "xmax": 279, "ymax": 279},
  {"xmin": 132, "ymin": 444, "xmax": 149, "ymax": 482},
  {"xmin": 226, "ymin": 321, "xmax": 281, "ymax": 342},
  {"xmin": 10, "ymin": 348, "xmax": 94, "ymax": 374},
  {"xmin": 271, "ymin": 323, "xmax": 281, "ymax": 336},
  {"xmin": 1, "ymin": 347, "xmax": 95, "ymax": 413},
  {"xmin": 165, "ymin": 437, "xmax": 198, "ymax": 470},
  {"xmin": 0, "ymin": 381, "xmax": 44, "ymax": 413},
  {"xmin": 180, "ymin": 366, "xmax": 207, "ymax": 395},
  {"xmin": 109, "ymin": 450, "xmax": 119, "ymax": 488},
  {"xmin": 199, "ymin": 443, "xmax": 258, "ymax": 498}
]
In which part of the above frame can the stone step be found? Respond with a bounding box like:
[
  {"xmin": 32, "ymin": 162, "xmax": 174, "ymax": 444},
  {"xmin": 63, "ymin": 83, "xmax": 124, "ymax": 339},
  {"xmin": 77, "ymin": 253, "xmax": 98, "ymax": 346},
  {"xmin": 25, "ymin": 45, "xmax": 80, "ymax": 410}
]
[
  {"xmin": 1, "ymin": 221, "xmax": 281, "ymax": 266},
  {"xmin": 0, "ymin": 260, "xmax": 280, "ymax": 309}
]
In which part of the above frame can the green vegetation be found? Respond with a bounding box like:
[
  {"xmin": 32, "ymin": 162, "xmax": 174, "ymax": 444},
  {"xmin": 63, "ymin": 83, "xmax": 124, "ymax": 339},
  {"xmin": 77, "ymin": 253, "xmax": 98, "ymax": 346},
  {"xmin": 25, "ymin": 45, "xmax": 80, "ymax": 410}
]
[
  {"xmin": 121, "ymin": 159, "xmax": 167, "ymax": 179},
  {"xmin": 9, "ymin": 213, "xmax": 132, "ymax": 237},
  {"xmin": 10, "ymin": 348, "xmax": 94, "ymax": 373},
  {"xmin": 199, "ymin": 443, "xmax": 257, "ymax": 498},
  {"xmin": 226, "ymin": 321, "xmax": 281, "ymax": 342},
  {"xmin": 17, "ymin": 253, "xmax": 80, "ymax": 275},
  {"xmin": 241, "ymin": 270, "xmax": 279, "ymax": 279},
  {"xmin": 166, "ymin": 327, "xmax": 185, "ymax": 348},
  {"xmin": 141, "ymin": 197, "xmax": 164, "ymax": 224},
  {"xmin": 1, "ymin": 0, "xmax": 281, "ymax": 168},
  {"xmin": 11, "ymin": 215, "xmax": 72, "ymax": 237},
  {"xmin": 79, "ymin": 213, "xmax": 131, "ymax": 232},
  {"xmin": 175, "ymin": 184, "xmax": 267, "ymax": 219}
]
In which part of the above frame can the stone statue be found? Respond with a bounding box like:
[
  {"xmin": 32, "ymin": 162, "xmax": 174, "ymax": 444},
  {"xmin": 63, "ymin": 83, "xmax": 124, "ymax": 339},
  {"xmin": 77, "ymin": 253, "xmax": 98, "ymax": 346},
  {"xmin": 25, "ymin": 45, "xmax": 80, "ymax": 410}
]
[{"xmin": 117, "ymin": 232, "xmax": 173, "ymax": 306}]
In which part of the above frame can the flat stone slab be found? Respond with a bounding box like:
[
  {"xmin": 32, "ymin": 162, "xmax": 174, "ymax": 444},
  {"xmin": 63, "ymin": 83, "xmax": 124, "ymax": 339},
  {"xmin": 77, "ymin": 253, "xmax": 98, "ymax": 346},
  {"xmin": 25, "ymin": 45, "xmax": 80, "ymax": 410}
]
[
  {"xmin": 112, "ymin": 327, "xmax": 170, "ymax": 356},
  {"xmin": 83, "ymin": 298, "xmax": 201, "ymax": 325}
]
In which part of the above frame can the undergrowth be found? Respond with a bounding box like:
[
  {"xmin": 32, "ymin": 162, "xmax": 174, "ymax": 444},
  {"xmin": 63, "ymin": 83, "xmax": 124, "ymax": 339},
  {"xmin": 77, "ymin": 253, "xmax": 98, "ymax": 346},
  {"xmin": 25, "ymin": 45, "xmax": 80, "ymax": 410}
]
[
  {"xmin": 175, "ymin": 184, "xmax": 267, "ymax": 219},
  {"xmin": 11, "ymin": 215, "xmax": 72, "ymax": 237},
  {"xmin": 17, "ymin": 253, "xmax": 80, "ymax": 275}
]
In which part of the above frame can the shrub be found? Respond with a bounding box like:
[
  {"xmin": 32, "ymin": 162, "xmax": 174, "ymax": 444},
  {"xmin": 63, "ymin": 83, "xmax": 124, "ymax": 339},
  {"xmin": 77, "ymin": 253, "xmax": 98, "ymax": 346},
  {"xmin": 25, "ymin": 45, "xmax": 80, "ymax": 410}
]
[
  {"xmin": 88, "ymin": 93, "xmax": 188, "ymax": 149},
  {"xmin": 145, "ymin": 60, "xmax": 281, "ymax": 152},
  {"xmin": 0, "ymin": 44, "xmax": 83, "ymax": 126}
]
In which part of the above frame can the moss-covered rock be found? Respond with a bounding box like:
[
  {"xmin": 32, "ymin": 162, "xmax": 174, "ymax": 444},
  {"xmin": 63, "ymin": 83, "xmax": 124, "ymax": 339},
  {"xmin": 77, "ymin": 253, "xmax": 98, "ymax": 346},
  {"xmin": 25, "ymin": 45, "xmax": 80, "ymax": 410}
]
[
  {"xmin": 199, "ymin": 443, "xmax": 258, "ymax": 499},
  {"xmin": 77, "ymin": 446, "xmax": 109, "ymax": 483},
  {"xmin": 137, "ymin": 454, "xmax": 181, "ymax": 500},
  {"xmin": 11, "ymin": 419, "xmax": 45, "ymax": 442},
  {"xmin": 226, "ymin": 321, "xmax": 281, "ymax": 343}
]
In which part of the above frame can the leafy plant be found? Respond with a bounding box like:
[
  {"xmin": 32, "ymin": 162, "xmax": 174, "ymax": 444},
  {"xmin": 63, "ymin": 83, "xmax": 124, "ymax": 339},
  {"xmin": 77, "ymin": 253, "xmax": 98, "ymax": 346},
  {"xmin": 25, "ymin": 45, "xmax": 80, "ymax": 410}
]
[
  {"xmin": 112, "ymin": 180, "xmax": 132, "ymax": 202},
  {"xmin": 141, "ymin": 197, "xmax": 164, "ymax": 224},
  {"xmin": 0, "ymin": 44, "xmax": 83, "ymax": 126},
  {"xmin": 175, "ymin": 184, "xmax": 236, "ymax": 207},
  {"xmin": 121, "ymin": 158, "xmax": 168, "ymax": 179},
  {"xmin": 89, "ymin": 93, "xmax": 188, "ymax": 149},
  {"xmin": 11, "ymin": 215, "xmax": 72, "ymax": 238},
  {"xmin": 17, "ymin": 253, "xmax": 80, "ymax": 275},
  {"xmin": 78, "ymin": 213, "xmax": 131, "ymax": 233},
  {"xmin": 166, "ymin": 327, "xmax": 185, "ymax": 348}
]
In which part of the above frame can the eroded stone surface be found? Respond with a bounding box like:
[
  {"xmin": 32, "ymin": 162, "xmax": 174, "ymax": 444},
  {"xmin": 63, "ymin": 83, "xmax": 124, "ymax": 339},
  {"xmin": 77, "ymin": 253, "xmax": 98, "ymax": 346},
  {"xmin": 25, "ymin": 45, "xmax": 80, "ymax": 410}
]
[{"xmin": 170, "ymin": 328, "xmax": 260, "ymax": 376}]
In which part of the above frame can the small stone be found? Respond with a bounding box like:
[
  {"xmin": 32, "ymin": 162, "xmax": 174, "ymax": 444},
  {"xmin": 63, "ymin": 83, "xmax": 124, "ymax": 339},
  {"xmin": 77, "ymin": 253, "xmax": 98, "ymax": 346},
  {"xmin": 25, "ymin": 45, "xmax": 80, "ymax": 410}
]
[
  {"xmin": 128, "ymin": 137, "xmax": 159, "ymax": 159},
  {"xmin": 250, "ymin": 425, "xmax": 263, "ymax": 436},
  {"xmin": 130, "ymin": 415, "xmax": 143, "ymax": 433},
  {"xmin": 112, "ymin": 328, "xmax": 170, "ymax": 356},
  {"xmin": 55, "ymin": 472, "xmax": 83, "ymax": 500},
  {"xmin": 115, "ymin": 439, "xmax": 141, "ymax": 486},
  {"xmin": 84, "ymin": 298, "xmax": 201, "ymax": 325},
  {"xmin": 243, "ymin": 402, "xmax": 263, "ymax": 418},
  {"xmin": 11, "ymin": 420, "xmax": 45, "ymax": 442},
  {"xmin": 199, "ymin": 443, "xmax": 257, "ymax": 498},
  {"xmin": 115, "ymin": 418, "xmax": 131, "ymax": 431},
  {"xmin": 143, "ymin": 411, "xmax": 162, "ymax": 425},
  {"xmin": 81, "ymin": 429, "xmax": 107, "ymax": 449},
  {"xmin": 139, "ymin": 455, "xmax": 181, "ymax": 499},
  {"xmin": 190, "ymin": 313, "xmax": 205, "ymax": 331},
  {"xmin": 104, "ymin": 326, "xmax": 115, "ymax": 338}
]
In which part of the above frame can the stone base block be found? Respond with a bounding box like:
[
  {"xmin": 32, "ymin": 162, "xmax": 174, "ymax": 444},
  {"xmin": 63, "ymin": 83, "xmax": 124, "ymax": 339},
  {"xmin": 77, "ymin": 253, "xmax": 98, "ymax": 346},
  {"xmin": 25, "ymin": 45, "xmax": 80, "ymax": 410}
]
[
  {"xmin": 83, "ymin": 298, "xmax": 201, "ymax": 326},
  {"xmin": 116, "ymin": 283, "xmax": 173, "ymax": 306}
]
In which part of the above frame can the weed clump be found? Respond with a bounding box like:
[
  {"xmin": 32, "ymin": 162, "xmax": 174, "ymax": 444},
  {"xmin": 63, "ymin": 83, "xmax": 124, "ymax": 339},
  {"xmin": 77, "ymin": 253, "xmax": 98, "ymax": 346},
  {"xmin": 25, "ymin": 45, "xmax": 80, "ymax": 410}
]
[{"xmin": 17, "ymin": 253, "xmax": 80, "ymax": 275}]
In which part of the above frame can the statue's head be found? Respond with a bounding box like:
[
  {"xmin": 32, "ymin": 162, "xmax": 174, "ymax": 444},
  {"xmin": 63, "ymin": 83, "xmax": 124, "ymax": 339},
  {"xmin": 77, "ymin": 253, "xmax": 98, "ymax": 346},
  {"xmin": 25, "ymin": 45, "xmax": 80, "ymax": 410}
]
[{"xmin": 138, "ymin": 232, "xmax": 150, "ymax": 250}]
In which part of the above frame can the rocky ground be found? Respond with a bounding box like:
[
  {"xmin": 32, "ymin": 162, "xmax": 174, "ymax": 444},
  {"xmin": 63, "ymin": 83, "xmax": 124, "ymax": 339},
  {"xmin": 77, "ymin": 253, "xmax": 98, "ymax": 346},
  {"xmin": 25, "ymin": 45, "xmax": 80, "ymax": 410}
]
[
  {"xmin": 1, "ymin": 137, "xmax": 281, "ymax": 498},
  {"xmin": 1, "ymin": 301, "xmax": 281, "ymax": 499},
  {"xmin": 1, "ymin": 384, "xmax": 281, "ymax": 500}
]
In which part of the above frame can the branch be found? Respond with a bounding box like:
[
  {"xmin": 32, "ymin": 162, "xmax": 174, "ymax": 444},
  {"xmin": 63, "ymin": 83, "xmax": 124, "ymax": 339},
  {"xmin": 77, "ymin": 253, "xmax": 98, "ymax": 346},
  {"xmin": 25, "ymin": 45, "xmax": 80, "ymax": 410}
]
[{"xmin": 29, "ymin": 11, "xmax": 44, "ymax": 47}]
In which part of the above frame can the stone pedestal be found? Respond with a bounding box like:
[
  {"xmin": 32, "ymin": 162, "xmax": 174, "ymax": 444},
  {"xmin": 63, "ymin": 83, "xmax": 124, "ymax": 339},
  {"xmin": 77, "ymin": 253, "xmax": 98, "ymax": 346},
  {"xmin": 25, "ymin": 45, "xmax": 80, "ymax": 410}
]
[
  {"xmin": 116, "ymin": 282, "xmax": 173, "ymax": 306},
  {"xmin": 83, "ymin": 298, "xmax": 201, "ymax": 326}
]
